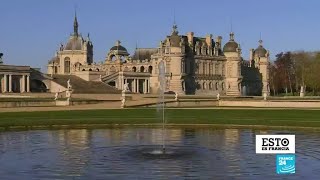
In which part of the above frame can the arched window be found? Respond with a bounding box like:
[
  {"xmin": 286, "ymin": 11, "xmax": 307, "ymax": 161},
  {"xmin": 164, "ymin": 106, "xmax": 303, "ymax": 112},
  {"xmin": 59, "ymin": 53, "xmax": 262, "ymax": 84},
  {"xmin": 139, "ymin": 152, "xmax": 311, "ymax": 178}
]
[
  {"xmin": 111, "ymin": 55, "xmax": 117, "ymax": 61},
  {"xmin": 132, "ymin": 66, "xmax": 137, "ymax": 72},
  {"xmin": 209, "ymin": 82, "xmax": 213, "ymax": 90},
  {"xmin": 215, "ymin": 82, "xmax": 219, "ymax": 90},
  {"xmin": 148, "ymin": 66, "xmax": 153, "ymax": 73},
  {"xmin": 96, "ymin": 68, "xmax": 100, "ymax": 71},
  {"xmin": 54, "ymin": 67, "xmax": 58, "ymax": 73},
  {"xmin": 221, "ymin": 82, "xmax": 225, "ymax": 90},
  {"xmin": 64, "ymin": 57, "xmax": 70, "ymax": 73},
  {"xmin": 82, "ymin": 69, "xmax": 85, "ymax": 71},
  {"xmin": 89, "ymin": 68, "xmax": 92, "ymax": 71},
  {"xmin": 120, "ymin": 56, "xmax": 125, "ymax": 62},
  {"xmin": 140, "ymin": 66, "xmax": 145, "ymax": 72}
]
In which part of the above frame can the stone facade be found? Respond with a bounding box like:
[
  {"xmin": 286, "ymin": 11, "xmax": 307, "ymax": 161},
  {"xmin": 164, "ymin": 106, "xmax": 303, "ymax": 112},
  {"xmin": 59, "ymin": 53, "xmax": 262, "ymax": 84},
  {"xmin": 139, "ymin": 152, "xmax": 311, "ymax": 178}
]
[{"xmin": 47, "ymin": 15, "xmax": 270, "ymax": 96}]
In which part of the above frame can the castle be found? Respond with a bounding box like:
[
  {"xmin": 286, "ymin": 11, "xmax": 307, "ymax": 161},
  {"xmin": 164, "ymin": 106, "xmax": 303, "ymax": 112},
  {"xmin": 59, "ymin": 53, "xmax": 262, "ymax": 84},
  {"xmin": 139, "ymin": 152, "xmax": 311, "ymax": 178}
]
[{"xmin": 47, "ymin": 14, "xmax": 270, "ymax": 96}]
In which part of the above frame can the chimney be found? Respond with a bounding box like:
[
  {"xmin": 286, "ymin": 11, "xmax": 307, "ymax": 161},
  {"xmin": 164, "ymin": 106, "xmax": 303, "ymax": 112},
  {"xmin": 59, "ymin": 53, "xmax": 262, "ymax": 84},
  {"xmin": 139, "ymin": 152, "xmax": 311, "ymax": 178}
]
[
  {"xmin": 216, "ymin": 36, "xmax": 222, "ymax": 48},
  {"xmin": 206, "ymin": 34, "xmax": 213, "ymax": 47},
  {"xmin": 187, "ymin": 32, "xmax": 194, "ymax": 45}
]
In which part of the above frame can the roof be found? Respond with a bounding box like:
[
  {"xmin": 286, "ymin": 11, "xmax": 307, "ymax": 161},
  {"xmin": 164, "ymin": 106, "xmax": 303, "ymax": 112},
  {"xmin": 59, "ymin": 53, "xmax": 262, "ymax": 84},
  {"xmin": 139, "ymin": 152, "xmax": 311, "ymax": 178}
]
[
  {"xmin": 64, "ymin": 35, "xmax": 84, "ymax": 50},
  {"xmin": 223, "ymin": 41, "xmax": 239, "ymax": 52},
  {"xmin": 110, "ymin": 45, "xmax": 127, "ymax": 51},
  {"xmin": 132, "ymin": 48, "xmax": 158, "ymax": 60},
  {"xmin": 48, "ymin": 56, "xmax": 60, "ymax": 64},
  {"xmin": 254, "ymin": 44, "xmax": 267, "ymax": 57}
]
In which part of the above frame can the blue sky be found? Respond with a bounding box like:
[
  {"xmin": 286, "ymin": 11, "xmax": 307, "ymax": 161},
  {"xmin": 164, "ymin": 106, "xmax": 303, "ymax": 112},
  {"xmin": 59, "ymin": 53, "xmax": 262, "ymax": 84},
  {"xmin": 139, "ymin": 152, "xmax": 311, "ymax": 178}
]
[{"xmin": 1, "ymin": 0, "xmax": 320, "ymax": 71}]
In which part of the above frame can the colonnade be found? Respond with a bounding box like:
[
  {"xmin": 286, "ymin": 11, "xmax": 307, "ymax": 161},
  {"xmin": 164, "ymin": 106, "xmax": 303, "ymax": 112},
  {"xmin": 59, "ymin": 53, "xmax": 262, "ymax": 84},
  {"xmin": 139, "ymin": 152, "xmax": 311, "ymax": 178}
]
[
  {"xmin": 122, "ymin": 78, "xmax": 150, "ymax": 94},
  {"xmin": 0, "ymin": 74, "xmax": 30, "ymax": 93}
]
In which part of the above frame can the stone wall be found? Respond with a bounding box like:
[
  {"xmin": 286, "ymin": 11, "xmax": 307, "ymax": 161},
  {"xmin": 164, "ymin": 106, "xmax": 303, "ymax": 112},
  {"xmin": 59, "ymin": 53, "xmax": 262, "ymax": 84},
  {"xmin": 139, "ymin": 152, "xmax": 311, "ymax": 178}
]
[{"xmin": 219, "ymin": 100, "xmax": 320, "ymax": 108}]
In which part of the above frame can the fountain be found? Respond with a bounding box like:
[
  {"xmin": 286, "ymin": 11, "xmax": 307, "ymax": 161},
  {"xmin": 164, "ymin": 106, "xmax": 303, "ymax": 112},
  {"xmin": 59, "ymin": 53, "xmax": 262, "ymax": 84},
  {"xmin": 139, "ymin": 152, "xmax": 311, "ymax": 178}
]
[{"xmin": 158, "ymin": 61, "xmax": 166, "ymax": 153}]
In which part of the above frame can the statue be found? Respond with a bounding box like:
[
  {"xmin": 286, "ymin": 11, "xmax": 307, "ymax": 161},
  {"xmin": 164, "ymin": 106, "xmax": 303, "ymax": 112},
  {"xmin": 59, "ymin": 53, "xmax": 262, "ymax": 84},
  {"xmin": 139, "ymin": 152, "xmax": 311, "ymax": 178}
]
[
  {"xmin": 67, "ymin": 79, "xmax": 72, "ymax": 90},
  {"xmin": 175, "ymin": 92, "xmax": 179, "ymax": 101},
  {"xmin": 0, "ymin": 53, "xmax": 3, "ymax": 64},
  {"xmin": 217, "ymin": 93, "xmax": 220, "ymax": 100},
  {"xmin": 263, "ymin": 92, "xmax": 267, "ymax": 101},
  {"xmin": 122, "ymin": 82, "xmax": 130, "ymax": 93},
  {"xmin": 66, "ymin": 89, "xmax": 72, "ymax": 103},
  {"xmin": 300, "ymin": 85, "xmax": 305, "ymax": 97},
  {"xmin": 121, "ymin": 97, "xmax": 126, "ymax": 108},
  {"xmin": 54, "ymin": 92, "xmax": 59, "ymax": 100}
]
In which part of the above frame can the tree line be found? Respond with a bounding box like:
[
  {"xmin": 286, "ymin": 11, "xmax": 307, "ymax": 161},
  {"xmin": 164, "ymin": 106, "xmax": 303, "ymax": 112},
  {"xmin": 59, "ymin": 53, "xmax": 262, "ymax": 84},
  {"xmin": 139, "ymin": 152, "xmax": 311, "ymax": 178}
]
[{"xmin": 270, "ymin": 51, "xmax": 320, "ymax": 96}]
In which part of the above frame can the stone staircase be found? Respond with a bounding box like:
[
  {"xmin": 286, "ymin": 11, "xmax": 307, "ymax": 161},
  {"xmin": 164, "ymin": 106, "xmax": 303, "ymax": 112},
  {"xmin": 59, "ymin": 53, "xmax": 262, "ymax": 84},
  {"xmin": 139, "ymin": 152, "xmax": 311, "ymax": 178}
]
[
  {"xmin": 51, "ymin": 75, "xmax": 120, "ymax": 94},
  {"xmin": 101, "ymin": 72, "xmax": 119, "ymax": 83}
]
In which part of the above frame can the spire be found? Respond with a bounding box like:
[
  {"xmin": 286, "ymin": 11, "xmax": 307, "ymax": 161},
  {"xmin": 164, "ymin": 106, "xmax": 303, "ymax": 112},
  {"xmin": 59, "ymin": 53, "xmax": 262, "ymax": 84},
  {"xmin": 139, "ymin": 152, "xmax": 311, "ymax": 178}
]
[
  {"xmin": 87, "ymin": 33, "xmax": 90, "ymax": 41},
  {"xmin": 259, "ymin": 33, "xmax": 263, "ymax": 46},
  {"xmin": 259, "ymin": 39, "xmax": 263, "ymax": 46},
  {"xmin": 73, "ymin": 10, "xmax": 79, "ymax": 36},
  {"xmin": 229, "ymin": 32, "xmax": 235, "ymax": 41},
  {"xmin": 115, "ymin": 40, "xmax": 121, "ymax": 46},
  {"xmin": 171, "ymin": 9, "xmax": 178, "ymax": 35},
  {"xmin": 172, "ymin": 24, "xmax": 178, "ymax": 35}
]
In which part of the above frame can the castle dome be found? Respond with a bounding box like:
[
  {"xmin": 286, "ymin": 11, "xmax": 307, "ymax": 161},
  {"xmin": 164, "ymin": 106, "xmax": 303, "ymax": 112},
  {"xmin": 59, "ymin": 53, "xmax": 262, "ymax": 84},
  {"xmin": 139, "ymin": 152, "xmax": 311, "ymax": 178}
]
[
  {"xmin": 64, "ymin": 36, "xmax": 84, "ymax": 50},
  {"xmin": 110, "ymin": 40, "xmax": 128, "ymax": 52},
  {"xmin": 223, "ymin": 32, "xmax": 239, "ymax": 52},
  {"xmin": 254, "ymin": 40, "xmax": 267, "ymax": 57}
]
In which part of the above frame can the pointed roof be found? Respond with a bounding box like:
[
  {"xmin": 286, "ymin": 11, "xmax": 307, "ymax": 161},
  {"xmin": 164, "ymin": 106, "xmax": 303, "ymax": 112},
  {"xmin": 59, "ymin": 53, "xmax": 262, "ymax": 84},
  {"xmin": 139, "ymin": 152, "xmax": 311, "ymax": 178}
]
[{"xmin": 73, "ymin": 11, "xmax": 79, "ymax": 36}]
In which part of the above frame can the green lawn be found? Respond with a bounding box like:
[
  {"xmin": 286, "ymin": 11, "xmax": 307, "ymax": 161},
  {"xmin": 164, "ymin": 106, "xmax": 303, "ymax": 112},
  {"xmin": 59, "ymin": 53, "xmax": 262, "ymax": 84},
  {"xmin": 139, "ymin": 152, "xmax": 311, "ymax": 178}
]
[{"xmin": 0, "ymin": 109, "xmax": 320, "ymax": 129}]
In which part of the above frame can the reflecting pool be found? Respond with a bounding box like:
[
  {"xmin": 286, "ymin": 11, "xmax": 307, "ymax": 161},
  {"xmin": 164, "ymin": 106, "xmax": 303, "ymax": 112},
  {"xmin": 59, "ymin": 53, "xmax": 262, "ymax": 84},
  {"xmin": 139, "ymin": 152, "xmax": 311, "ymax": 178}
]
[{"xmin": 0, "ymin": 128, "xmax": 319, "ymax": 179}]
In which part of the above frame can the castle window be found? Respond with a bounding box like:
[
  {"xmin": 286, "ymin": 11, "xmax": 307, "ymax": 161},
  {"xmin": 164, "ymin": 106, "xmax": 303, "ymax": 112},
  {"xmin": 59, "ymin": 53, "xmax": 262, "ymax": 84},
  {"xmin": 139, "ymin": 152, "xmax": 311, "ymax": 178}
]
[
  {"xmin": 140, "ymin": 66, "xmax": 145, "ymax": 72},
  {"xmin": 148, "ymin": 66, "xmax": 153, "ymax": 73},
  {"xmin": 215, "ymin": 63, "xmax": 218, "ymax": 75},
  {"xmin": 64, "ymin": 57, "xmax": 70, "ymax": 73},
  {"xmin": 111, "ymin": 55, "xmax": 117, "ymax": 61}
]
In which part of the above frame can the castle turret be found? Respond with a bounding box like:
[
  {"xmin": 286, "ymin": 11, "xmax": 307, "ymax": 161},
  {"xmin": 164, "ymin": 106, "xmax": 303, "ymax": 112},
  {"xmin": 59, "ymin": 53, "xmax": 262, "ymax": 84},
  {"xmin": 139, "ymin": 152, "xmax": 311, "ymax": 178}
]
[
  {"xmin": 158, "ymin": 24, "xmax": 186, "ymax": 94},
  {"xmin": 253, "ymin": 39, "xmax": 270, "ymax": 95},
  {"xmin": 223, "ymin": 32, "xmax": 242, "ymax": 96}
]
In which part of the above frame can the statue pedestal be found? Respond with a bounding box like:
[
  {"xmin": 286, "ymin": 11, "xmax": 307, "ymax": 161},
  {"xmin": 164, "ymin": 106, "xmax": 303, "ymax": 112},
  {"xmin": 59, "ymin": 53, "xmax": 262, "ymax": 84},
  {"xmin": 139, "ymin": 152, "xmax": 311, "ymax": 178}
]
[
  {"xmin": 300, "ymin": 92, "xmax": 305, "ymax": 97},
  {"xmin": 56, "ymin": 100, "xmax": 71, "ymax": 106},
  {"xmin": 121, "ymin": 93, "xmax": 132, "ymax": 101},
  {"xmin": 120, "ymin": 92, "xmax": 132, "ymax": 108},
  {"xmin": 300, "ymin": 86, "xmax": 305, "ymax": 98}
]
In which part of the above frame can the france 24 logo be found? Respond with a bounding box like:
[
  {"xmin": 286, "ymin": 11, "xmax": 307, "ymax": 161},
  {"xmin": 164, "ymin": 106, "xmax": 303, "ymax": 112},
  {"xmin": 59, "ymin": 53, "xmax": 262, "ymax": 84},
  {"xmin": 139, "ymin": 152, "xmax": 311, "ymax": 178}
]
[
  {"xmin": 256, "ymin": 135, "xmax": 295, "ymax": 154},
  {"xmin": 276, "ymin": 154, "xmax": 295, "ymax": 174}
]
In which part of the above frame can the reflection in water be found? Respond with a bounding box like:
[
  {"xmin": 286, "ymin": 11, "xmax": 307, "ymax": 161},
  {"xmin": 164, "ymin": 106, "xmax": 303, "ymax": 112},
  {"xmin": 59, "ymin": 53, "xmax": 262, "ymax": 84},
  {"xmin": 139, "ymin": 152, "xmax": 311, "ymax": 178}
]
[{"xmin": 0, "ymin": 128, "xmax": 319, "ymax": 179}]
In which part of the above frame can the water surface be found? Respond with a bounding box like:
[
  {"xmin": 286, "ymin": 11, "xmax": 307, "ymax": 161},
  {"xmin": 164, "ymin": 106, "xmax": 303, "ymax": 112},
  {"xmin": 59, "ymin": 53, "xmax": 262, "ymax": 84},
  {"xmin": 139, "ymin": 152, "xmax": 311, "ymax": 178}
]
[{"xmin": 0, "ymin": 128, "xmax": 319, "ymax": 179}]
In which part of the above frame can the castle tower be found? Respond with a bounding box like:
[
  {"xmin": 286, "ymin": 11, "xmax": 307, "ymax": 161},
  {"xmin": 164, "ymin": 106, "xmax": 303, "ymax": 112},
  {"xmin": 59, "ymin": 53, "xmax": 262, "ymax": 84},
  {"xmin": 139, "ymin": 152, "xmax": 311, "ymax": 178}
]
[
  {"xmin": 223, "ymin": 32, "xmax": 242, "ymax": 96},
  {"xmin": 253, "ymin": 39, "xmax": 270, "ymax": 95},
  {"xmin": 47, "ymin": 13, "xmax": 93, "ymax": 75},
  {"xmin": 164, "ymin": 24, "xmax": 186, "ymax": 94}
]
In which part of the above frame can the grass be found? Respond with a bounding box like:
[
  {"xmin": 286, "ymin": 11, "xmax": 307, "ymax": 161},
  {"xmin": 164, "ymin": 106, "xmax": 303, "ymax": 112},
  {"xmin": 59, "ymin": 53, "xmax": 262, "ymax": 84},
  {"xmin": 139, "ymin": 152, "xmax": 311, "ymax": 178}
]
[{"xmin": 0, "ymin": 109, "xmax": 320, "ymax": 129}]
